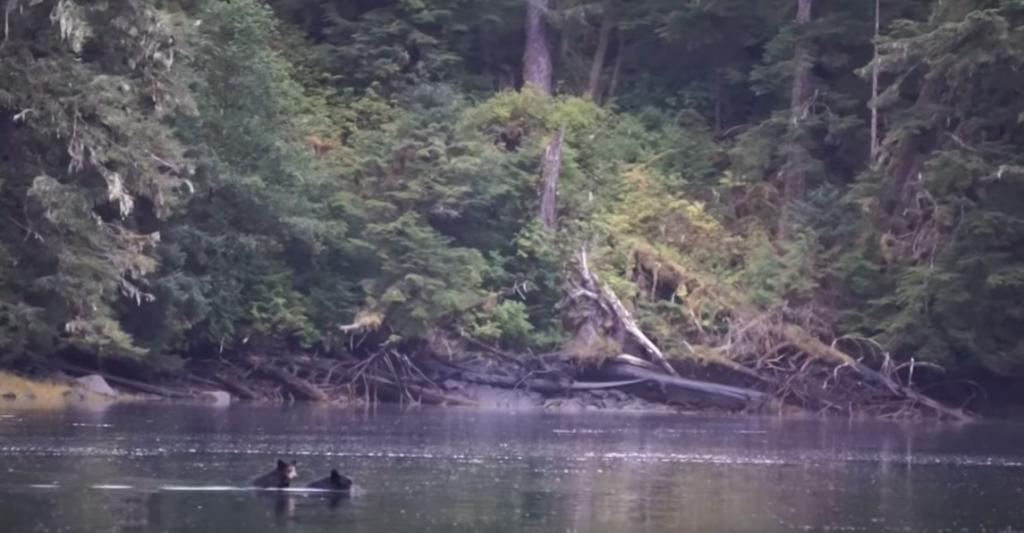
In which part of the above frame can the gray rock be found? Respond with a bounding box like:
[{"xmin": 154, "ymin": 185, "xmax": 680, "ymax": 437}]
[
  {"xmin": 74, "ymin": 375, "xmax": 117, "ymax": 398},
  {"xmin": 200, "ymin": 390, "xmax": 231, "ymax": 406}
]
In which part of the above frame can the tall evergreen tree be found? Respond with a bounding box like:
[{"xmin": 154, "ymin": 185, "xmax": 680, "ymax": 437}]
[{"xmin": 523, "ymin": 0, "xmax": 554, "ymax": 94}]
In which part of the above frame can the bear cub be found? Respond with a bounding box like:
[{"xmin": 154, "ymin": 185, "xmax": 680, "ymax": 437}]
[{"xmin": 252, "ymin": 459, "xmax": 298, "ymax": 488}]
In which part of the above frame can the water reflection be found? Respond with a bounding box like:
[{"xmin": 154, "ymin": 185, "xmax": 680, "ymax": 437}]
[{"xmin": 0, "ymin": 405, "xmax": 1022, "ymax": 532}]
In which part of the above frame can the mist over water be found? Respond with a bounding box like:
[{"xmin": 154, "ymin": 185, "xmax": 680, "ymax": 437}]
[{"xmin": 0, "ymin": 405, "xmax": 1022, "ymax": 532}]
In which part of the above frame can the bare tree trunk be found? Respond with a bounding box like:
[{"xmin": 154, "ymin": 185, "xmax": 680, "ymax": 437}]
[
  {"xmin": 605, "ymin": 31, "xmax": 623, "ymax": 103},
  {"xmin": 779, "ymin": 0, "xmax": 815, "ymax": 240},
  {"xmin": 523, "ymin": 0, "xmax": 553, "ymax": 94},
  {"xmin": 585, "ymin": 0, "xmax": 616, "ymax": 102},
  {"xmin": 869, "ymin": 0, "xmax": 881, "ymax": 164},
  {"xmin": 790, "ymin": 0, "xmax": 814, "ymax": 118},
  {"xmin": 713, "ymin": 69, "xmax": 723, "ymax": 134},
  {"xmin": 539, "ymin": 126, "xmax": 565, "ymax": 229}
]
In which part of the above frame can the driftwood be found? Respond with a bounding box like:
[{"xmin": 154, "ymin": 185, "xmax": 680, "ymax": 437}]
[
  {"xmin": 248, "ymin": 358, "xmax": 328, "ymax": 402},
  {"xmin": 606, "ymin": 355, "xmax": 765, "ymax": 405},
  {"xmin": 452, "ymin": 367, "xmax": 647, "ymax": 394}
]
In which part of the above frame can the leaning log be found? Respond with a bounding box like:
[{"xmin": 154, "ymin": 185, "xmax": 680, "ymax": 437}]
[
  {"xmin": 781, "ymin": 326, "xmax": 972, "ymax": 421},
  {"xmin": 577, "ymin": 248, "xmax": 681, "ymax": 376}
]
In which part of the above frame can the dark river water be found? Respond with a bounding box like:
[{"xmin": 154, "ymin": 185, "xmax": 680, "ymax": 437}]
[{"xmin": 0, "ymin": 405, "xmax": 1023, "ymax": 532}]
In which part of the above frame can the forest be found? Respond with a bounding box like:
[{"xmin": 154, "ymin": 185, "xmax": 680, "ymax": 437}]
[{"xmin": 1, "ymin": 0, "xmax": 1023, "ymax": 418}]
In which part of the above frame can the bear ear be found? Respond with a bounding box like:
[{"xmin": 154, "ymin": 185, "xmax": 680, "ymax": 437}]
[
  {"xmin": 330, "ymin": 469, "xmax": 340, "ymax": 478},
  {"xmin": 277, "ymin": 459, "xmax": 287, "ymax": 469}
]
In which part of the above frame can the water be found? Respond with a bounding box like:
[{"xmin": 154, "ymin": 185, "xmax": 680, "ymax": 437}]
[{"xmin": 0, "ymin": 405, "xmax": 1022, "ymax": 532}]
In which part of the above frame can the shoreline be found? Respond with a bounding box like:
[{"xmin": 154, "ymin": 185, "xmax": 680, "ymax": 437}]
[
  {"xmin": 0, "ymin": 371, "xmax": 121, "ymax": 409},
  {"xmin": 0, "ymin": 346, "xmax": 985, "ymax": 420},
  {"xmin": 0, "ymin": 368, "xmax": 730, "ymax": 416},
  {"xmin": 0, "ymin": 368, "xmax": 936, "ymax": 421}
]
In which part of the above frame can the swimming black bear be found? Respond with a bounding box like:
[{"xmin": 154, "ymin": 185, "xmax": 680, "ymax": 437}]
[
  {"xmin": 306, "ymin": 469, "xmax": 353, "ymax": 492},
  {"xmin": 252, "ymin": 459, "xmax": 298, "ymax": 488}
]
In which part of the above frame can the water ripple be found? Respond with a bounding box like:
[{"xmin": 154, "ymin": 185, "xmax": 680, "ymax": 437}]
[{"xmin": 0, "ymin": 444, "xmax": 1021, "ymax": 468}]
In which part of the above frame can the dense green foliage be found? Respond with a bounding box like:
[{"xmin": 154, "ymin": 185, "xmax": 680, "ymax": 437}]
[{"xmin": 1, "ymin": 0, "xmax": 1023, "ymax": 386}]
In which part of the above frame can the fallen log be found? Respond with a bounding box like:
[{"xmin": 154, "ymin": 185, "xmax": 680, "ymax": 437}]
[
  {"xmin": 459, "ymin": 337, "xmax": 530, "ymax": 368},
  {"xmin": 360, "ymin": 374, "xmax": 477, "ymax": 406},
  {"xmin": 781, "ymin": 326, "xmax": 972, "ymax": 421},
  {"xmin": 454, "ymin": 368, "xmax": 648, "ymax": 394},
  {"xmin": 55, "ymin": 362, "xmax": 190, "ymax": 398},
  {"xmin": 569, "ymin": 379, "xmax": 649, "ymax": 390},
  {"xmin": 606, "ymin": 355, "xmax": 765, "ymax": 405},
  {"xmin": 212, "ymin": 373, "xmax": 259, "ymax": 400},
  {"xmin": 422, "ymin": 353, "xmax": 648, "ymax": 394},
  {"xmin": 248, "ymin": 359, "xmax": 328, "ymax": 402}
]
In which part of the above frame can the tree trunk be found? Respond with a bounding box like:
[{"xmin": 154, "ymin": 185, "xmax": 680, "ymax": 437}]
[
  {"xmin": 869, "ymin": 0, "xmax": 881, "ymax": 164},
  {"xmin": 605, "ymin": 31, "xmax": 623, "ymax": 103},
  {"xmin": 789, "ymin": 0, "xmax": 814, "ymax": 120},
  {"xmin": 879, "ymin": 74, "xmax": 945, "ymax": 228},
  {"xmin": 779, "ymin": 0, "xmax": 815, "ymax": 240},
  {"xmin": 523, "ymin": 0, "xmax": 553, "ymax": 94},
  {"xmin": 713, "ymin": 69, "xmax": 723, "ymax": 134},
  {"xmin": 585, "ymin": 0, "xmax": 616, "ymax": 102},
  {"xmin": 496, "ymin": 64, "xmax": 516, "ymax": 91},
  {"xmin": 539, "ymin": 126, "xmax": 565, "ymax": 229}
]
